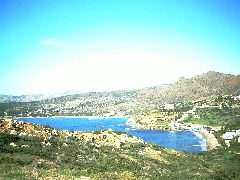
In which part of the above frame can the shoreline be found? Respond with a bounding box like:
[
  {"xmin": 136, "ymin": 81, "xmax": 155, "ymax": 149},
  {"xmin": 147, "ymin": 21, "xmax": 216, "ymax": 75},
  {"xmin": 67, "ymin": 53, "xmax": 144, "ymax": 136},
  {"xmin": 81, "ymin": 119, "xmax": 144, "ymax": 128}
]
[
  {"xmin": 15, "ymin": 115, "xmax": 220, "ymax": 151},
  {"xmin": 198, "ymin": 129, "xmax": 220, "ymax": 150},
  {"xmin": 191, "ymin": 131, "xmax": 207, "ymax": 151},
  {"xmin": 127, "ymin": 117, "xmax": 220, "ymax": 151}
]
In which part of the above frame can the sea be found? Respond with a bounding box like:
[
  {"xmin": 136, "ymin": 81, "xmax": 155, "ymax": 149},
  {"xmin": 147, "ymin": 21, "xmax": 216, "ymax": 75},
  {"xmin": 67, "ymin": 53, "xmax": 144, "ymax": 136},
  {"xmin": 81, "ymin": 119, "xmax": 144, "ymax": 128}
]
[{"xmin": 17, "ymin": 117, "xmax": 207, "ymax": 153}]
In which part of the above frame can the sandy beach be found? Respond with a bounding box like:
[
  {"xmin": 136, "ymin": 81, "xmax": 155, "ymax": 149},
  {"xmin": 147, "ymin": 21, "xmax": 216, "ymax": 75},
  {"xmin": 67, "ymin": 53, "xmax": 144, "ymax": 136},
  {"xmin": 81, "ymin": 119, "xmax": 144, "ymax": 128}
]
[
  {"xmin": 198, "ymin": 129, "xmax": 220, "ymax": 150},
  {"xmin": 128, "ymin": 117, "xmax": 220, "ymax": 151}
]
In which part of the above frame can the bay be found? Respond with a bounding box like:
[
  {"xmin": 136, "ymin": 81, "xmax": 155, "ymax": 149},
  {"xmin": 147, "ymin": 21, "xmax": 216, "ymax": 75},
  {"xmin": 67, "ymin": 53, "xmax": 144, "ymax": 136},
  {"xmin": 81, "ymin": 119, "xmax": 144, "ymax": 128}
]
[{"xmin": 18, "ymin": 117, "xmax": 207, "ymax": 153}]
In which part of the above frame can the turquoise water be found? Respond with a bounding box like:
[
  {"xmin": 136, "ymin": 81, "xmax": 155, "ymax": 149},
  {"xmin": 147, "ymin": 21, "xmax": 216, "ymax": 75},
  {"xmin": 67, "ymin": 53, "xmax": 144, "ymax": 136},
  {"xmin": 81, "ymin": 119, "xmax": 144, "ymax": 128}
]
[{"xmin": 18, "ymin": 117, "xmax": 207, "ymax": 153}]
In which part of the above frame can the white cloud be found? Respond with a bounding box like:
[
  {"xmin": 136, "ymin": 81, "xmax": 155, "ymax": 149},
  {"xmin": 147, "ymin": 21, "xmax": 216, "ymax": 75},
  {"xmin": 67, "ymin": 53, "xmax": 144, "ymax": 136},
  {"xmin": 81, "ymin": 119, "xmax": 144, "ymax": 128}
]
[{"xmin": 40, "ymin": 38, "xmax": 63, "ymax": 47}]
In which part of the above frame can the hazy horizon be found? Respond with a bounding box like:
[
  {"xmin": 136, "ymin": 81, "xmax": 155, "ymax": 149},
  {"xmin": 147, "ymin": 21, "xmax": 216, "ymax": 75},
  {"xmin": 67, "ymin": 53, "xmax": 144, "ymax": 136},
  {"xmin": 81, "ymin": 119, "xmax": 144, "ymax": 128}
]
[
  {"xmin": 0, "ymin": 70, "xmax": 239, "ymax": 96},
  {"xmin": 1, "ymin": 0, "xmax": 240, "ymax": 95}
]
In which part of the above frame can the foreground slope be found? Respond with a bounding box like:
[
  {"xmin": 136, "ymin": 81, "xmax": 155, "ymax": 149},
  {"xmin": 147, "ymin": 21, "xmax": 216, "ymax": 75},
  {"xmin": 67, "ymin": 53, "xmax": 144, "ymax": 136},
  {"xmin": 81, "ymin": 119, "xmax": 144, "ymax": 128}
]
[{"xmin": 0, "ymin": 119, "xmax": 239, "ymax": 179}]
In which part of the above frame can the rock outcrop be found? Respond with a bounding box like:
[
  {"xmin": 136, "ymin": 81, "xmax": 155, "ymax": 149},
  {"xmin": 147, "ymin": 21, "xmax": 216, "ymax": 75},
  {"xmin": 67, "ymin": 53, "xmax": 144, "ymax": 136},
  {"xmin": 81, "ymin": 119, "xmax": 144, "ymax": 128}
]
[{"xmin": 0, "ymin": 118, "xmax": 143, "ymax": 148}]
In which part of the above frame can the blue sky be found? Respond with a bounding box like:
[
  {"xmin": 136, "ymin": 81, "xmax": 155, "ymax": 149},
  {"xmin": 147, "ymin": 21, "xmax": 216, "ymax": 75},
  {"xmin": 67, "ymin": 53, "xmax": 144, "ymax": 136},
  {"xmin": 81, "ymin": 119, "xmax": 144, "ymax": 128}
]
[{"xmin": 1, "ymin": 0, "xmax": 240, "ymax": 95}]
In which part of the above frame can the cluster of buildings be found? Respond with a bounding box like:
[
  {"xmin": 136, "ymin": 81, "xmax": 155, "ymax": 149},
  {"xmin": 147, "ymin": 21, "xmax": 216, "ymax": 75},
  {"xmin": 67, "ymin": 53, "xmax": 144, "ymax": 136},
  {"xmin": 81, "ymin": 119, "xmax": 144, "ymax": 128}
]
[{"xmin": 223, "ymin": 130, "xmax": 240, "ymax": 144}]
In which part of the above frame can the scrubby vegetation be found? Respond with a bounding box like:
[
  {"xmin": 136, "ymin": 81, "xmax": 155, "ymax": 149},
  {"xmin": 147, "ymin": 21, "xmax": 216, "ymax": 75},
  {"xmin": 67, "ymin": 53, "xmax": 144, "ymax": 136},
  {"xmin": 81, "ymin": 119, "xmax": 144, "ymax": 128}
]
[
  {"xmin": 0, "ymin": 129, "xmax": 240, "ymax": 179},
  {"xmin": 183, "ymin": 107, "xmax": 240, "ymax": 129},
  {"xmin": 0, "ymin": 72, "xmax": 240, "ymax": 179}
]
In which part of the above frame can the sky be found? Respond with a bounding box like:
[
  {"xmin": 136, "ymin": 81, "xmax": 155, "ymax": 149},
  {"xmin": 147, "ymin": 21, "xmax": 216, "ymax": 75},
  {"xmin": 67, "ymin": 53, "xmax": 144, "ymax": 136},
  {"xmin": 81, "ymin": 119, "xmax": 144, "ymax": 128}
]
[{"xmin": 1, "ymin": 0, "xmax": 240, "ymax": 95}]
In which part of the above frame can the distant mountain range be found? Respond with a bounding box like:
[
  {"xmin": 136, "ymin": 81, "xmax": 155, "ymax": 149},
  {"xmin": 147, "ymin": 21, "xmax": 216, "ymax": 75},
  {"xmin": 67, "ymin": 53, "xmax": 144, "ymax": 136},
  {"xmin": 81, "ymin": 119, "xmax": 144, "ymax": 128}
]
[
  {"xmin": 1, "ymin": 71, "xmax": 240, "ymax": 103},
  {"xmin": 0, "ymin": 90, "xmax": 82, "ymax": 103}
]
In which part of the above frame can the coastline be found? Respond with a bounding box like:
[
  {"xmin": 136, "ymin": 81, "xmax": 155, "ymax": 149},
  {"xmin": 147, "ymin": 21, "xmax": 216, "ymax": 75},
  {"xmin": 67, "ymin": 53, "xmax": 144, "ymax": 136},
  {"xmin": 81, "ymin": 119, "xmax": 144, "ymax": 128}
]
[
  {"xmin": 198, "ymin": 129, "xmax": 220, "ymax": 150},
  {"xmin": 16, "ymin": 115, "xmax": 220, "ymax": 151},
  {"xmin": 127, "ymin": 117, "xmax": 220, "ymax": 151},
  {"xmin": 126, "ymin": 117, "xmax": 145, "ymax": 129},
  {"xmin": 192, "ymin": 131, "xmax": 207, "ymax": 151}
]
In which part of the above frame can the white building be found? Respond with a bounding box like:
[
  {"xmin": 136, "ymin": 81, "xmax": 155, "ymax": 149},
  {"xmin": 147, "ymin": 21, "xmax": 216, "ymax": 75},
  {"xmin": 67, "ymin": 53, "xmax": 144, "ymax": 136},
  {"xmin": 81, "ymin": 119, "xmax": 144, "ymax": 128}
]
[
  {"xmin": 164, "ymin": 103, "xmax": 175, "ymax": 110},
  {"xmin": 223, "ymin": 132, "xmax": 236, "ymax": 140},
  {"xmin": 235, "ymin": 129, "xmax": 240, "ymax": 136}
]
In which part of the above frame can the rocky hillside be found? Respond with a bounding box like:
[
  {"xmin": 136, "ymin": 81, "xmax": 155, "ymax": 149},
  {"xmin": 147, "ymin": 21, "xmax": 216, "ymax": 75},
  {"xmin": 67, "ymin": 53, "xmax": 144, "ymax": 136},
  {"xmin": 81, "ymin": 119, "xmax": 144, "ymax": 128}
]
[
  {"xmin": 2, "ymin": 71, "xmax": 240, "ymax": 105},
  {"xmin": 139, "ymin": 71, "xmax": 240, "ymax": 103},
  {"xmin": 0, "ymin": 119, "xmax": 142, "ymax": 148},
  {"xmin": 0, "ymin": 118, "xmax": 240, "ymax": 179},
  {"xmin": 1, "ymin": 71, "xmax": 240, "ymax": 117}
]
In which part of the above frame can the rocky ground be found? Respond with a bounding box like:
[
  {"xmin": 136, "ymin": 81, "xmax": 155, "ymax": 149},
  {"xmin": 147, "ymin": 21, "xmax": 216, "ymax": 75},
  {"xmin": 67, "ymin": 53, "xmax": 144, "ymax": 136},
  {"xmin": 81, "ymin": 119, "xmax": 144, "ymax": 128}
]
[
  {"xmin": 0, "ymin": 118, "xmax": 143, "ymax": 149},
  {"xmin": 0, "ymin": 118, "xmax": 239, "ymax": 179}
]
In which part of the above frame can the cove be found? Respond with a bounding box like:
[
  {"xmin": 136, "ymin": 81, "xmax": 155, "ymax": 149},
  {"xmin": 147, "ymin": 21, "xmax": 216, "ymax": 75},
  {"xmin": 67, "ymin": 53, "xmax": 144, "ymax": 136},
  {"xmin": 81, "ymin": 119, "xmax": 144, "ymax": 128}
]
[{"xmin": 17, "ymin": 117, "xmax": 207, "ymax": 153}]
